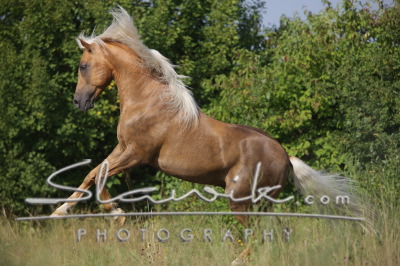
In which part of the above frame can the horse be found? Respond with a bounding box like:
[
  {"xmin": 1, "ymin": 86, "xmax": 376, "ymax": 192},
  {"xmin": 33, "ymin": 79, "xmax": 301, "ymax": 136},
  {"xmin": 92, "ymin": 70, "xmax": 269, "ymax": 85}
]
[{"xmin": 51, "ymin": 7, "xmax": 362, "ymax": 264}]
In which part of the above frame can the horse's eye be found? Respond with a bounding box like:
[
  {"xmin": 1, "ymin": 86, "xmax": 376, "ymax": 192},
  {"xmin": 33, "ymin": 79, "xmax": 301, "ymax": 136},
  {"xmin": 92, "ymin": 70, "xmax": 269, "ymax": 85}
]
[{"xmin": 80, "ymin": 64, "xmax": 88, "ymax": 71}]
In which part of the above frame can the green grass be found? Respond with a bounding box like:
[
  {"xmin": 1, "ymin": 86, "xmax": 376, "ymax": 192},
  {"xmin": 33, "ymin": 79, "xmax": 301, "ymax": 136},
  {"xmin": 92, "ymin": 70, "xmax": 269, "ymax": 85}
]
[{"xmin": 1, "ymin": 195, "xmax": 399, "ymax": 266}]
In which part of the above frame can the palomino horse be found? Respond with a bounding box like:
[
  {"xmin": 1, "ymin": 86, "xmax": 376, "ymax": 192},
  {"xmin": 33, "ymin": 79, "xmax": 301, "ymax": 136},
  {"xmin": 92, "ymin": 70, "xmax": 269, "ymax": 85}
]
[{"xmin": 51, "ymin": 7, "xmax": 360, "ymax": 264}]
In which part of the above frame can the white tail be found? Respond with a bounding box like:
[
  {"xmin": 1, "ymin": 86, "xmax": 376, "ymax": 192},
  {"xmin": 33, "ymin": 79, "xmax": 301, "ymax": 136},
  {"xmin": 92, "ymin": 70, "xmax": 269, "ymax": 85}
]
[{"xmin": 289, "ymin": 156, "xmax": 362, "ymax": 216}]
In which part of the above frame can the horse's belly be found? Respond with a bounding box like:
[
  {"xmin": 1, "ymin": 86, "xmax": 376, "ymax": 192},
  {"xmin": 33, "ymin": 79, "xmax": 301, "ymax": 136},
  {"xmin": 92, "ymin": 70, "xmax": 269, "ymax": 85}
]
[{"xmin": 156, "ymin": 150, "xmax": 229, "ymax": 186}]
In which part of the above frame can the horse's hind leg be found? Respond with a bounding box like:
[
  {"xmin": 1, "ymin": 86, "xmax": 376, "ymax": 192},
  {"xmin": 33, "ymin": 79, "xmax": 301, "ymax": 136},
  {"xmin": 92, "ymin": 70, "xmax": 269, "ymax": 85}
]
[
  {"xmin": 224, "ymin": 171, "xmax": 252, "ymax": 266},
  {"xmin": 51, "ymin": 144, "xmax": 139, "ymax": 225},
  {"xmin": 228, "ymin": 198, "xmax": 252, "ymax": 266}
]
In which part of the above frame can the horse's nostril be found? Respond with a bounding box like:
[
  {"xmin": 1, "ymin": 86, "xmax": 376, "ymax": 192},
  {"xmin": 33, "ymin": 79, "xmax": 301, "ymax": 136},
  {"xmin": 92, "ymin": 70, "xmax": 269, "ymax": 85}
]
[{"xmin": 73, "ymin": 99, "xmax": 79, "ymax": 107}]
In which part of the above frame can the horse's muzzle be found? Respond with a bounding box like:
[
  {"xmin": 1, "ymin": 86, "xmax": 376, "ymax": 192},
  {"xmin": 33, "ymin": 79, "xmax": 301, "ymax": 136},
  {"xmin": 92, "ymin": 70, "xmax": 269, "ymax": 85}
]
[{"xmin": 73, "ymin": 94, "xmax": 94, "ymax": 111}]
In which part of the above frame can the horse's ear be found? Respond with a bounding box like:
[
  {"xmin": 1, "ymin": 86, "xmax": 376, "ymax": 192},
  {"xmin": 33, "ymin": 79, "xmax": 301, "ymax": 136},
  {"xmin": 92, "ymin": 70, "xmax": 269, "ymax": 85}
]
[{"xmin": 78, "ymin": 39, "xmax": 93, "ymax": 53}]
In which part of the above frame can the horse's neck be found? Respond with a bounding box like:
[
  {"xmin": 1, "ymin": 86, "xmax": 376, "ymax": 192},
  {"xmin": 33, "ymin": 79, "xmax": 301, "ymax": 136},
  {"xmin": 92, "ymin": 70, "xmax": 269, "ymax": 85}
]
[
  {"xmin": 107, "ymin": 43, "xmax": 197, "ymax": 131},
  {"xmin": 115, "ymin": 72, "xmax": 162, "ymax": 110},
  {"xmin": 109, "ymin": 46, "xmax": 165, "ymax": 112}
]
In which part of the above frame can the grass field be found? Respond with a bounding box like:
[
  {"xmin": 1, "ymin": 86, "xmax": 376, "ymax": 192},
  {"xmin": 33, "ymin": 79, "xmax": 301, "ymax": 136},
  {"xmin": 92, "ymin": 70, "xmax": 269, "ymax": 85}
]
[{"xmin": 1, "ymin": 195, "xmax": 399, "ymax": 266}]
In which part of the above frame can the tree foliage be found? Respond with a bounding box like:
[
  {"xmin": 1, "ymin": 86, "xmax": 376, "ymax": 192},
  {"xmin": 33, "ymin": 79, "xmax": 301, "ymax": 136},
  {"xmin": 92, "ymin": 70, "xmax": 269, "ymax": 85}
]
[
  {"xmin": 206, "ymin": 1, "xmax": 399, "ymax": 170},
  {"xmin": 205, "ymin": 0, "xmax": 399, "ymax": 202},
  {"xmin": 0, "ymin": 0, "xmax": 398, "ymax": 216}
]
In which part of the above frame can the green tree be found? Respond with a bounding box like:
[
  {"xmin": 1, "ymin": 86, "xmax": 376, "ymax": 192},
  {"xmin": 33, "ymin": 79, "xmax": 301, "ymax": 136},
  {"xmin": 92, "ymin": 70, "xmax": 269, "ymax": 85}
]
[
  {"xmin": 204, "ymin": 1, "xmax": 399, "ymax": 199},
  {"xmin": 131, "ymin": 0, "xmax": 264, "ymax": 103},
  {"xmin": 0, "ymin": 0, "xmax": 265, "ymax": 215},
  {"xmin": 1, "ymin": 0, "xmax": 398, "ymax": 216}
]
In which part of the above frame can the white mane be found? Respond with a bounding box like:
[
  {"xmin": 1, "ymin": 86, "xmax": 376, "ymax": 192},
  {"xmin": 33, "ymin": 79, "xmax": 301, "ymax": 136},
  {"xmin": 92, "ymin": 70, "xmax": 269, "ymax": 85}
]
[{"xmin": 77, "ymin": 7, "xmax": 199, "ymax": 128}]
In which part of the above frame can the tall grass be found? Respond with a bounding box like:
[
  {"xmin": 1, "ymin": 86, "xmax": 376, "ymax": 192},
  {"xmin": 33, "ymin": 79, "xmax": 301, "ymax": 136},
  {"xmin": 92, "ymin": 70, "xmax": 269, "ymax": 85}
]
[{"xmin": 1, "ymin": 189, "xmax": 398, "ymax": 266}]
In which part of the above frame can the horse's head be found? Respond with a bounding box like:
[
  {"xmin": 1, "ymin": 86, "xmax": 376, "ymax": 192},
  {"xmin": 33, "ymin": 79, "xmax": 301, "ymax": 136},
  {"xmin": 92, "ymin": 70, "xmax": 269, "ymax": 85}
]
[{"xmin": 74, "ymin": 39, "xmax": 113, "ymax": 111}]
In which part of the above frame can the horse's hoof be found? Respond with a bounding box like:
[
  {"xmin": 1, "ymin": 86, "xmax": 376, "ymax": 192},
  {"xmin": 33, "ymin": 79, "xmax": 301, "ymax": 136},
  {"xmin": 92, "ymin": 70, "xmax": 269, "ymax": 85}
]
[
  {"xmin": 231, "ymin": 246, "xmax": 250, "ymax": 265},
  {"xmin": 230, "ymin": 258, "xmax": 246, "ymax": 266},
  {"xmin": 50, "ymin": 210, "xmax": 67, "ymax": 217},
  {"xmin": 115, "ymin": 215, "xmax": 126, "ymax": 226},
  {"xmin": 112, "ymin": 208, "xmax": 126, "ymax": 226}
]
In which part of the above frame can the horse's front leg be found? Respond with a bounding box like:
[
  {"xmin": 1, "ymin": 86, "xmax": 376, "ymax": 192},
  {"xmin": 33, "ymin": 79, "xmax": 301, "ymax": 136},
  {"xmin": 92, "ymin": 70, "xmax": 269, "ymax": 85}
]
[{"xmin": 51, "ymin": 144, "xmax": 139, "ymax": 225}]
